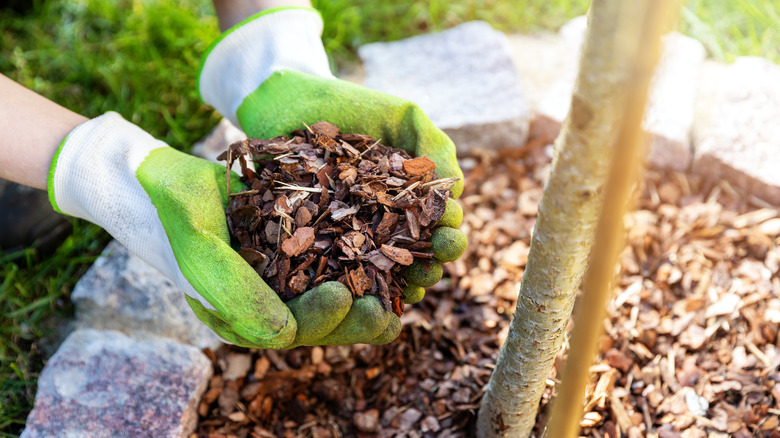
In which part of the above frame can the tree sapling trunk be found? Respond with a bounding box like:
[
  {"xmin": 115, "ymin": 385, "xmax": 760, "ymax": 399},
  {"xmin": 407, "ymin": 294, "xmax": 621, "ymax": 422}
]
[{"xmin": 476, "ymin": 1, "xmax": 675, "ymax": 436}]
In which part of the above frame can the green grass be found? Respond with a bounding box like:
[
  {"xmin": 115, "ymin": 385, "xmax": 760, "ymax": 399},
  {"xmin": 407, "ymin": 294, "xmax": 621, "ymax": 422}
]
[
  {"xmin": 682, "ymin": 0, "xmax": 780, "ymax": 62},
  {"xmin": 0, "ymin": 0, "xmax": 778, "ymax": 435},
  {"xmin": 0, "ymin": 223, "xmax": 109, "ymax": 433}
]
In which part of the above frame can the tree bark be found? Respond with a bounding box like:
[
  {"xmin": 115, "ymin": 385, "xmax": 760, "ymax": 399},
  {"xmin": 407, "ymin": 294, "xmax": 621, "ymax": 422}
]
[
  {"xmin": 543, "ymin": 2, "xmax": 673, "ymax": 437},
  {"xmin": 476, "ymin": 1, "xmax": 674, "ymax": 436}
]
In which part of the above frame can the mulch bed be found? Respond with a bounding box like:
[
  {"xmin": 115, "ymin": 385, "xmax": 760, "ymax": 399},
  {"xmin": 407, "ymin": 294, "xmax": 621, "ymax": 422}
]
[{"xmin": 195, "ymin": 137, "xmax": 780, "ymax": 438}]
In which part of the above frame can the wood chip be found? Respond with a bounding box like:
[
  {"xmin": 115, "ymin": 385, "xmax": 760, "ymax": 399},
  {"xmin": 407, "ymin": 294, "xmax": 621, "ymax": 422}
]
[
  {"xmin": 403, "ymin": 156, "xmax": 436, "ymax": 176},
  {"xmin": 380, "ymin": 244, "xmax": 414, "ymax": 266}
]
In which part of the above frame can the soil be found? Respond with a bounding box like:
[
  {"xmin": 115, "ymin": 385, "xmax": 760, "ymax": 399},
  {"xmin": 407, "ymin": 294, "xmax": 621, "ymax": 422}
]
[{"xmin": 196, "ymin": 137, "xmax": 780, "ymax": 437}]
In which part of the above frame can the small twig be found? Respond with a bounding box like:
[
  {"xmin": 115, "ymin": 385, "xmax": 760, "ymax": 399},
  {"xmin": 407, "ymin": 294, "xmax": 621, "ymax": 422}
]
[
  {"xmin": 274, "ymin": 181, "xmax": 334, "ymax": 194},
  {"xmin": 229, "ymin": 189, "xmax": 259, "ymax": 198},
  {"xmin": 311, "ymin": 207, "xmax": 332, "ymax": 228},
  {"xmin": 272, "ymin": 152, "xmax": 295, "ymax": 161},
  {"xmin": 745, "ymin": 338, "xmax": 772, "ymax": 367},
  {"xmin": 393, "ymin": 181, "xmax": 421, "ymax": 201},
  {"xmin": 421, "ymin": 177, "xmax": 460, "ymax": 188},
  {"xmin": 360, "ymin": 139, "xmax": 382, "ymax": 156},
  {"xmin": 225, "ymin": 146, "xmax": 232, "ymax": 196}
]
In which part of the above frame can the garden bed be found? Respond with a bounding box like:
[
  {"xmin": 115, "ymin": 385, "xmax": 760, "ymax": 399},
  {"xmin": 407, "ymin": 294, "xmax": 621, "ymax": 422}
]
[{"xmin": 195, "ymin": 139, "xmax": 780, "ymax": 437}]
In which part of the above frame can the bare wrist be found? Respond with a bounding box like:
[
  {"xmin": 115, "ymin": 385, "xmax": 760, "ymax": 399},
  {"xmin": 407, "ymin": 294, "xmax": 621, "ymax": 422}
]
[{"xmin": 212, "ymin": 0, "xmax": 313, "ymax": 31}]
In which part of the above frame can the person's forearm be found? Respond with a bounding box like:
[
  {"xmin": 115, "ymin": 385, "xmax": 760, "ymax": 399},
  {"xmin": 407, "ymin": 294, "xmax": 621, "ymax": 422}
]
[
  {"xmin": 0, "ymin": 74, "xmax": 87, "ymax": 190},
  {"xmin": 212, "ymin": 0, "xmax": 311, "ymax": 31}
]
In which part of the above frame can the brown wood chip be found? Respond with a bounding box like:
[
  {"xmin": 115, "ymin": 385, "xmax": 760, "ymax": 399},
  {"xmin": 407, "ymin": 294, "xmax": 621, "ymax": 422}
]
[
  {"xmin": 402, "ymin": 156, "xmax": 436, "ymax": 176},
  {"xmin": 380, "ymin": 244, "xmax": 414, "ymax": 266},
  {"xmin": 281, "ymin": 227, "xmax": 315, "ymax": 257}
]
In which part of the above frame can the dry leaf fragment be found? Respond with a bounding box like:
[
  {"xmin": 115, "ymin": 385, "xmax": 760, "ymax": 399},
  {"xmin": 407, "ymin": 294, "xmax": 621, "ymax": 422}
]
[
  {"xmin": 329, "ymin": 201, "xmax": 358, "ymax": 221},
  {"xmin": 238, "ymin": 247, "xmax": 267, "ymax": 265}
]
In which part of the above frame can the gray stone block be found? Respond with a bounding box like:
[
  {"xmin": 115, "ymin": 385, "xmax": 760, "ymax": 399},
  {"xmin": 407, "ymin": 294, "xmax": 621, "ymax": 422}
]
[
  {"xmin": 692, "ymin": 57, "xmax": 780, "ymax": 204},
  {"xmin": 521, "ymin": 16, "xmax": 705, "ymax": 171},
  {"xmin": 22, "ymin": 329, "xmax": 212, "ymax": 438},
  {"xmin": 358, "ymin": 21, "xmax": 531, "ymax": 154},
  {"xmin": 72, "ymin": 240, "xmax": 223, "ymax": 350},
  {"xmin": 644, "ymin": 32, "xmax": 706, "ymax": 171}
]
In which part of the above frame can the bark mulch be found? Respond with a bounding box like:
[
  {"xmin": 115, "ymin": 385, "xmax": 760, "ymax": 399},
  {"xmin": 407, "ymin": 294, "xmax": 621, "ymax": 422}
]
[
  {"xmin": 221, "ymin": 122, "xmax": 452, "ymax": 312},
  {"xmin": 195, "ymin": 140, "xmax": 780, "ymax": 438}
]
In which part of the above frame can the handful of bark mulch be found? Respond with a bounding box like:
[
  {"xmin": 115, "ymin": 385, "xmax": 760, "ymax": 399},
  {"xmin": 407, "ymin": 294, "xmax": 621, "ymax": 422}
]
[{"xmin": 219, "ymin": 121, "xmax": 457, "ymax": 317}]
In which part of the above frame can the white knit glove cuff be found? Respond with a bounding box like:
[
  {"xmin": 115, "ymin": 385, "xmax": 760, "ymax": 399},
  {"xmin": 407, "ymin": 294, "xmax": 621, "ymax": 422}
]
[
  {"xmin": 49, "ymin": 112, "xmax": 212, "ymax": 310},
  {"xmin": 199, "ymin": 8, "xmax": 334, "ymax": 127}
]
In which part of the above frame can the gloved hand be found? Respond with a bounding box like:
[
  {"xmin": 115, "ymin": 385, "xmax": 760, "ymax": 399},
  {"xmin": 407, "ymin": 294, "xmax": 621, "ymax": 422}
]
[
  {"xmin": 48, "ymin": 112, "xmax": 398, "ymax": 348},
  {"xmin": 199, "ymin": 7, "xmax": 467, "ymax": 317}
]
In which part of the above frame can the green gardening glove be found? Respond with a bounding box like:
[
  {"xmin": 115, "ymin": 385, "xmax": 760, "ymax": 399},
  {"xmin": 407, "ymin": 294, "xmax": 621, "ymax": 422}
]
[
  {"xmin": 48, "ymin": 112, "xmax": 297, "ymax": 348},
  {"xmin": 199, "ymin": 7, "xmax": 467, "ymax": 345}
]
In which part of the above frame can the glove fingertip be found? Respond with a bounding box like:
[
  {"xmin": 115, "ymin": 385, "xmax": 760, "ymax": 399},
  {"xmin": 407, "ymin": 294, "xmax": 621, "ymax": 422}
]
[
  {"xmin": 315, "ymin": 295, "xmax": 390, "ymax": 345},
  {"xmin": 431, "ymin": 227, "xmax": 468, "ymax": 262},
  {"xmin": 404, "ymin": 260, "xmax": 443, "ymax": 287},
  {"xmin": 286, "ymin": 281, "xmax": 352, "ymax": 347},
  {"xmin": 402, "ymin": 284, "xmax": 425, "ymax": 304},
  {"xmin": 438, "ymin": 198, "xmax": 464, "ymax": 228},
  {"xmin": 368, "ymin": 315, "xmax": 402, "ymax": 345},
  {"xmin": 452, "ymin": 178, "xmax": 464, "ymax": 199}
]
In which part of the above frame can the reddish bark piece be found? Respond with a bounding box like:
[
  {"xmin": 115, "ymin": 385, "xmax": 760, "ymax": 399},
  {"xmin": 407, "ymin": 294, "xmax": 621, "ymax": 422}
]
[
  {"xmin": 295, "ymin": 207, "xmax": 312, "ymax": 228},
  {"xmin": 288, "ymin": 270, "xmax": 311, "ymax": 295},
  {"xmin": 348, "ymin": 266, "xmax": 371, "ymax": 297},
  {"xmin": 310, "ymin": 121, "xmax": 339, "ymax": 138},
  {"xmin": 375, "ymin": 212, "xmax": 399, "ymax": 242},
  {"xmin": 338, "ymin": 167, "xmax": 358, "ymax": 185},
  {"xmin": 274, "ymin": 196, "xmax": 292, "ymax": 215},
  {"xmin": 402, "ymin": 156, "xmax": 436, "ymax": 176},
  {"xmin": 367, "ymin": 250, "xmax": 396, "ymax": 271},
  {"xmin": 281, "ymin": 227, "xmax": 315, "ymax": 257},
  {"xmin": 405, "ymin": 209, "xmax": 421, "ymax": 240},
  {"xmin": 380, "ymin": 244, "xmax": 414, "ymax": 266}
]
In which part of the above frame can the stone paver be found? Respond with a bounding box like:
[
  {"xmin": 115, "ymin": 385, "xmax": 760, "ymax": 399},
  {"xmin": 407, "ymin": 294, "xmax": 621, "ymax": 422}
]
[
  {"xmin": 692, "ymin": 57, "xmax": 780, "ymax": 204},
  {"xmin": 512, "ymin": 16, "xmax": 706, "ymax": 171},
  {"xmin": 359, "ymin": 21, "xmax": 531, "ymax": 155},
  {"xmin": 22, "ymin": 329, "xmax": 212, "ymax": 438},
  {"xmin": 72, "ymin": 241, "xmax": 223, "ymax": 350}
]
